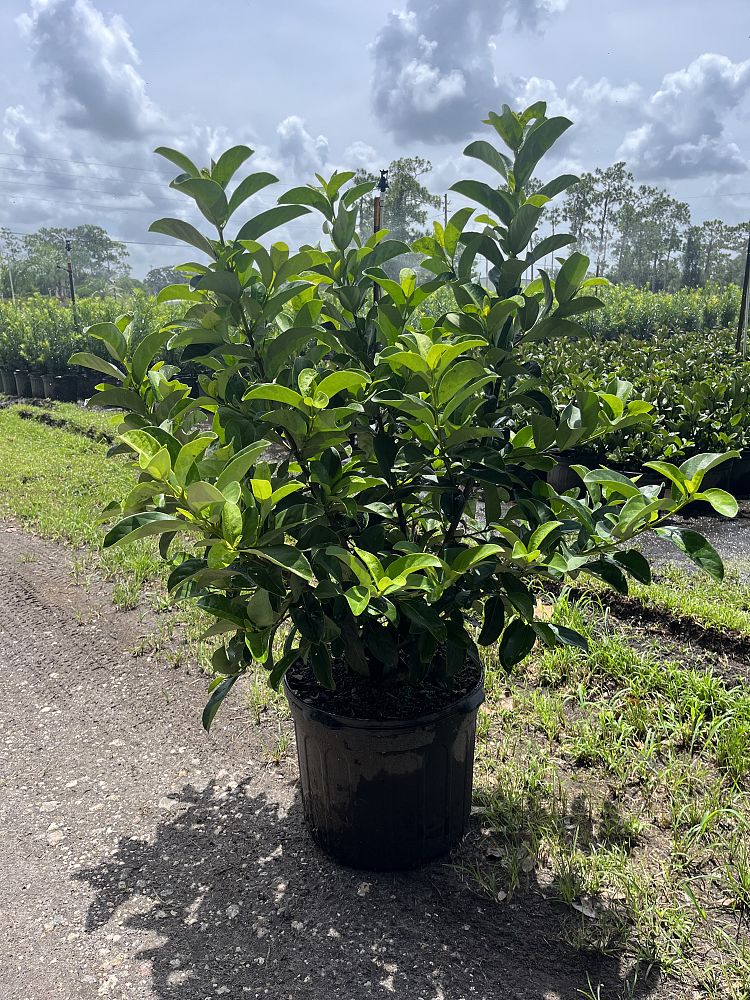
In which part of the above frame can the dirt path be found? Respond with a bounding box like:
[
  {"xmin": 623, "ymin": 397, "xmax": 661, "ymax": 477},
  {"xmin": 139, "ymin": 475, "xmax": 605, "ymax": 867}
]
[{"xmin": 0, "ymin": 523, "xmax": 682, "ymax": 1000}]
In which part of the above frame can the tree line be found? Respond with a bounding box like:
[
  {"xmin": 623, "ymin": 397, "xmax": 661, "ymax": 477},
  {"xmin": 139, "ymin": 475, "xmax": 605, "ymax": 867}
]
[
  {"xmin": 1, "ymin": 160, "xmax": 747, "ymax": 301},
  {"xmin": 0, "ymin": 224, "xmax": 185, "ymax": 301},
  {"xmin": 554, "ymin": 163, "xmax": 748, "ymax": 291}
]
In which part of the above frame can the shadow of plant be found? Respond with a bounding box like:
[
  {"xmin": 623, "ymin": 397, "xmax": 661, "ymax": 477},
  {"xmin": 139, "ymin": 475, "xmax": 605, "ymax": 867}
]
[
  {"xmin": 468, "ymin": 763, "xmax": 674, "ymax": 994},
  {"xmin": 75, "ymin": 777, "xmax": 664, "ymax": 999}
]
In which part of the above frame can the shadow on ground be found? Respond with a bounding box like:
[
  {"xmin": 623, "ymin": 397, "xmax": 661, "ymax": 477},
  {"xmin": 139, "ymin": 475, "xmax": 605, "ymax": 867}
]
[{"xmin": 76, "ymin": 779, "xmax": 664, "ymax": 1000}]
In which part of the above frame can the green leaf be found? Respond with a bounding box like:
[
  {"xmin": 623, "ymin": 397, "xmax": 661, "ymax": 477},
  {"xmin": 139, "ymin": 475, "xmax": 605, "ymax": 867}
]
[
  {"xmin": 585, "ymin": 558, "xmax": 629, "ymax": 595},
  {"xmin": 226, "ymin": 171, "xmax": 278, "ymax": 218},
  {"xmin": 478, "ymin": 594, "xmax": 505, "ymax": 646},
  {"xmin": 290, "ymin": 591, "xmax": 325, "ymax": 642},
  {"xmin": 499, "ymin": 619, "xmax": 536, "ymax": 668},
  {"xmin": 679, "ymin": 451, "xmax": 739, "ymax": 485},
  {"xmin": 498, "ymin": 573, "xmax": 535, "ymax": 620},
  {"xmin": 540, "ymin": 623, "xmax": 589, "ymax": 652},
  {"xmin": 249, "ymin": 545, "xmax": 314, "ymax": 581},
  {"xmin": 68, "ymin": 352, "xmax": 125, "ymax": 382},
  {"xmin": 278, "ymin": 186, "xmax": 334, "ymax": 221},
  {"xmin": 131, "ymin": 330, "xmax": 171, "ymax": 384},
  {"xmin": 120, "ymin": 429, "xmax": 162, "ymax": 463},
  {"xmin": 613, "ymin": 549, "xmax": 652, "ymax": 584},
  {"xmin": 236, "ymin": 205, "xmax": 310, "ymax": 242},
  {"xmin": 213, "ymin": 145, "xmax": 254, "ymax": 187},
  {"xmin": 530, "ymin": 233, "xmax": 576, "ymax": 262},
  {"xmin": 316, "ymin": 370, "xmax": 370, "ymax": 399},
  {"xmin": 507, "ymin": 203, "xmax": 544, "ymax": 255},
  {"xmin": 332, "ymin": 205, "xmax": 358, "ymax": 250},
  {"xmin": 202, "ymin": 676, "xmax": 239, "ymax": 732},
  {"xmin": 243, "ymin": 384, "xmax": 306, "ymax": 409},
  {"xmin": 155, "ymin": 146, "xmax": 200, "ymax": 177},
  {"xmin": 149, "ymin": 218, "xmax": 216, "ymax": 259},
  {"xmin": 156, "ymin": 284, "xmax": 202, "ymax": 304},
  {"xmin": 310, "ymin": 645, "xmax": 335, "ymax": 690},
  {"xmin": 555, "ymin": 252, "xmax": 590, "ymax": 304},
  {"xmin": 104, "ymin": 512, "xmax": 192, "ymax": 548},
  {"xmin": 88, "ymin": 322, "xmax": 127, "ymax": 363},
  {"xmin": 451, "ymin": 543, "xmax": 505, "ymax": 574},
  {"xmin": 463, "ymin": 140, "xmax": 509, "ymax": 178},
  {"xmin": 268, "ymin": 649, "xmax": 299, "ymax": 690},
  {"xmin": 187, "ymin": 481, "xmax": 226, "ymax": 511},
  {"xmin": 344, "ymin": 585, "xmax": 371, "ymax": 616},
  {"xmin": 172, "ymin": 177, "xmax": 229, "ymax": 227},
  {"xmin": 656, "ymin": 527, "xmax": 724, "ymax": 582},
  {"xmin": 341, "ymin": 181, "xmax": 377, "ymax": 209},
  {"xmin": 92, "ymin": 387, "xmax": 147, "ymax": 415},
  {"xmin": 174, "ymin": 435, "xmax": 215, "ymax": 485},
  {"xmin": 536, "ymin": 174, "xmax": 579, "ymax": 199},
  {"xmin": 699, "ymin": 488, "xmax": 738, "ymax": 518},
  {"xmin": 514, "ymin": 117, "xmax": 572, "ymax": 188},
  {"xmin": 450, "ymin": 180, "xmax": 514, "ymax": 226},
  {"xmin": 216, "ymin": 441, "xmax": 271, "ymax": 491},
  {"xmin": 387, "ymin": 553, "xmax": 443, "ymax": 579}
]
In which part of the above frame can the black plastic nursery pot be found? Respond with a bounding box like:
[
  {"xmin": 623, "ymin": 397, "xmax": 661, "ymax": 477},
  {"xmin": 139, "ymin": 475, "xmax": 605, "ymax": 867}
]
[
  {"xmin": 76, "ymin": 374, "xmax": 98, "ymax": 399},
  {"xmin": 29, "ymin": 372, "xmax": 47, "ymax": 398},
  {"xmin": 13, "ymin": 370, "xmax": 31, "ymax": 397},
  {"xmin": 181, "ymin": 375, "xmax": 201, "ymax": 397},
  {"xmin": 284, "ymin": 674, "xmax": 484, "ymax": 871},
  {"xmin": 43, "ymin": 373, "xmax": 78, "ymax": 402},
  {"xmin": 0, "ymin": 368, "xmax": 16, "ymax": 395}
]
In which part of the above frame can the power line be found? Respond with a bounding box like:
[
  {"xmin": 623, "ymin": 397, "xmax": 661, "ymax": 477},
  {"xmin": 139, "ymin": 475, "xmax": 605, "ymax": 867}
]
[
  {"xmin": 0, "ymin": 149, "xmax": 168, "ymax": 177},
  {"xmin": 0, "ymin": 163, "xmax": 168, "ymax": 190},
  {"xmin": 0, "ymin": 176, "xmax": 180, "ymax": 202},
  {"xmin": 1, "ymin": 227, "xmax": 182, "ymax": 248},
  {"xmin": 1, "ymin": 190, "xmax": 180, "ymax": 214}
]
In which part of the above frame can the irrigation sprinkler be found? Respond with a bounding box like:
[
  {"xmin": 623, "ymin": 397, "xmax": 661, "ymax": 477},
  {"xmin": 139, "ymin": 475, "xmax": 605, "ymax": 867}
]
[{"xmin": 373, "ymin": 169, "xmax": 389, "ymax": 304}]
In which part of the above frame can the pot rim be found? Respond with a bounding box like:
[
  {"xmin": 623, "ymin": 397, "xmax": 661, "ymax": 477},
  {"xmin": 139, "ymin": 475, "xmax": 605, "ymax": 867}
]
[{"xmin": 283, "ymin": 667, "xmax": 484, "ymax": 731}]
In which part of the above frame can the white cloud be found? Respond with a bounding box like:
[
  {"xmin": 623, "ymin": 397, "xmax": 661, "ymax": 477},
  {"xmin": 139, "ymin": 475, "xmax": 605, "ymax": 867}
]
[
  {"xmin": 276, "ymin": 116, "xmax": 329, "ymax": 177},
  {"xmin": 619, "ymin": 53, "xmax": 750, "ymax": 178},
  {"xmin": 18, "ymin": 0, "xmax": 161, "ymax": 141},
  {"xmin": 370, "ymin": 0, "xmax": 568, "ymax": 143},
  {"xmin": 344, "ymin": 141, "xmax": 379, "ymax": 170}
]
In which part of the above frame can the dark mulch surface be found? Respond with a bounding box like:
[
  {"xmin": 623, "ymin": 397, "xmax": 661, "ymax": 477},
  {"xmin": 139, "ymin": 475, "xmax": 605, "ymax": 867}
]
[
  {"xmin": 0, "ymin": 523, "xmax": 686, "ymax": 999},
  {"xmin": 286, "ymin": 654, "xmax": 482, "ymax": 721}
]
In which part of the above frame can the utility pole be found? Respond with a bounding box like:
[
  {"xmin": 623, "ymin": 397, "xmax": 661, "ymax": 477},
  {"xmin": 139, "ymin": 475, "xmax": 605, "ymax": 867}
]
[
  {"xmin": 444, "ymin": 193, "xmax": 448, "ymax": 229},
  {"xmin": 373, "ymin": 169, "xmax": 389, "ymax": 304},
  {"xmin": 1, "ymin": 253, "xmax": 16, "ymax": 306},
  {"xmin": 735, "ymin": 223, "xmax": 750, "ymax": 358},
  {"xmin": 64, "ymin": 237, "xmax": 80, "ymax": 329}
]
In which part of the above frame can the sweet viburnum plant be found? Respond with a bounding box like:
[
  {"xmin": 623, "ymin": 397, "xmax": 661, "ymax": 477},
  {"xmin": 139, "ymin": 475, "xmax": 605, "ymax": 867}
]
[{"xmin": 73, "ymin": 104, "xmax": 736, "ymax": 727}]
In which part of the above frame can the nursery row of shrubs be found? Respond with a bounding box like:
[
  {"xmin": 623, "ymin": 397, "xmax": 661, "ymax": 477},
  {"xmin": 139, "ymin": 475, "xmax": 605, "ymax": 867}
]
[
  {"xmin": 0, "ymin": 292, "xmax": 186, "ymax": 401},
  {"xmin": 419, "ymin": 281, "xmax": 741, "ymax": 340},
  {"xmin": 525, "ymin": 326, "xmax": 750, "ymax": 495}
]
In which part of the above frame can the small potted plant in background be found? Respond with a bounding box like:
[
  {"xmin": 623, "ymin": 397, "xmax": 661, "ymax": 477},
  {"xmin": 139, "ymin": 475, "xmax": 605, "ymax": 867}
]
[
  {"xmin": 75, "ymin": 105, "xmax": 736, "ymax": 871},
  {"xmin": 44, "ymin": 325, "xmax": 80, "ymax": 401},
  {"xmin": 0, "ymin": 322, "xmax": 20, "ymax": 395},
  {"xmin": 20, "ymin": 325, "xmax": 49, "ymax": 398}
]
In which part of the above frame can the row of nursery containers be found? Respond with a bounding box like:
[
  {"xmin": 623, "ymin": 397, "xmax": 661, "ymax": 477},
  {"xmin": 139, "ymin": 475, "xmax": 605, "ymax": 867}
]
[{"xmin": 0, "ymin": 367, "xmax": 96, "ymax": 401}]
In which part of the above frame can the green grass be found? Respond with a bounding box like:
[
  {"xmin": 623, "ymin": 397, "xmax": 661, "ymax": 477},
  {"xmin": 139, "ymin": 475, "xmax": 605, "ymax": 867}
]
[
  {"xmin": 630, "ymin": 562, "xmax": 750, "ymax": 637},
  {"xmin": 1, "ymin": 401, "xmax": 748, "ymax": 993},
  {"xmin": 471, "ymin": 597, "xmax": 750, "ymax": 996},
  {"xmin": 0, "ymin": 401, "xmax": 286, "ymax": 713},
  {"xmin": 0, "ymin": 403, "xmax": 162, "ymax": 606}
]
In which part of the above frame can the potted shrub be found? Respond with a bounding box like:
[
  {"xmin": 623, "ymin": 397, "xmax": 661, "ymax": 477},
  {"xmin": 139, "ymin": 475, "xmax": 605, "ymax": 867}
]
[
  {"xmin": 74, "ymin": 105, "xmax": 736, "ymax": 870},
  {"xmin": 0, "ymin": 312, "xmax": 23, "ymax": 395},
  {"xmin": 43, "ymin": 324, "xmax": 80, "ymax": 401},
  {"xmin": 20, "ymin": 326, "xmax": 48, "ymax": 397}
]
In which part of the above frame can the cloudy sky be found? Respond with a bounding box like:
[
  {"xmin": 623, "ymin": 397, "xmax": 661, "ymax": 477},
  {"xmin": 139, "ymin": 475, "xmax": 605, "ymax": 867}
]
[{"xmin": 0, "ymin": 0, "xmax": 748, "ymax": 276}]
